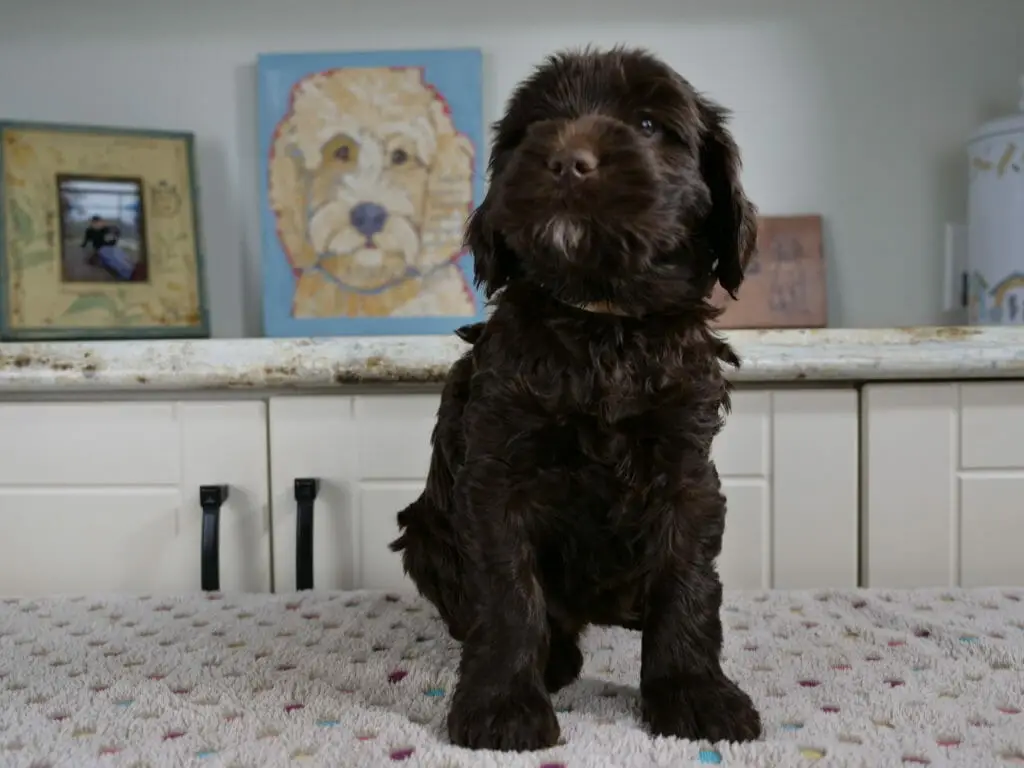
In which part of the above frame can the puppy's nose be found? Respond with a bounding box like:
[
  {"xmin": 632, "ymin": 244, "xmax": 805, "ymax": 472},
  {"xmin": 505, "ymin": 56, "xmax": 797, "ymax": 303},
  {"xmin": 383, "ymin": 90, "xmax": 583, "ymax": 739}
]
[
  {"xmin": 350, "ymin": 202, "xmax": 388, "ymax": 239},
  {"xmin": 547, "ymin": 148, "xmax": 599, "ymax": 180}
]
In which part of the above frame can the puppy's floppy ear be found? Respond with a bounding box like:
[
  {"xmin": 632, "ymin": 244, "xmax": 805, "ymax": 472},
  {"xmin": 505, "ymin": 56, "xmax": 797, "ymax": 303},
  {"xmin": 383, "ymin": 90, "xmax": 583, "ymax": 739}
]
[
  {"xmin": 464, "ymin": 195, "xmax": 520, "ymax": 298},
  {"xmin": 696, "ymin": 97, "xmax": 758, "ymax": 298}
]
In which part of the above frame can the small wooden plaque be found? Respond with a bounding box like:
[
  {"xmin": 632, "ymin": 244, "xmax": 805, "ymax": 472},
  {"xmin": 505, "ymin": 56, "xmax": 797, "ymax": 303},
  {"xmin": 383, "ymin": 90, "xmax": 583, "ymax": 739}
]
[{"xmin": 711, "ymin": 214, "xmax": 827, "ymax": 329}]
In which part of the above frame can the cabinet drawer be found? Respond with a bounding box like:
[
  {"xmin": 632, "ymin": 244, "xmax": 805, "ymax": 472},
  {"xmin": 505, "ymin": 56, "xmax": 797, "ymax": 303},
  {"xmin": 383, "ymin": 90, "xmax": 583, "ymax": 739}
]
[
  {"xmin": 961, "ymin": 382, "xmax": 1024, "ymax": 469},
  {"xmin": 354, "ymin": 394, "xmax": 438, "ymax": 480},
  {"xmin": 714, "ymin": 391, "xmax": 770, "ymax": 477},
  {"xmin": 0, "ymin": 403, "xmax": 180, "ymax": 485}
]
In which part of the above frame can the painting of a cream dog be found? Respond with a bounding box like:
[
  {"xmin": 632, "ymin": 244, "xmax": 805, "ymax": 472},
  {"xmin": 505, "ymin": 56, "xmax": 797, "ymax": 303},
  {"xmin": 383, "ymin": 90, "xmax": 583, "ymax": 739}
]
[{"xmin": 258, "ymin": 49, "xmax": 485, "ymax": 336}]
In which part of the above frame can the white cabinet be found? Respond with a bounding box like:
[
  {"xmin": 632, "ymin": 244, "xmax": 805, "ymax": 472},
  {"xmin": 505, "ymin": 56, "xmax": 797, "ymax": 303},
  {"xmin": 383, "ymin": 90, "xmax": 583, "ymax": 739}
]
[
  {"xmin": 10, "ymin": 377, "xmax": 1024, "ymax": 597},
  {"xmin": 863, "ymin": 382, "xmax": 1024, "ymax": 588},
  {"xmin": 267, "ymin": 388, "xmax": 859, "ymax": 593},
  {"xmin": 0, "ymin": 401, "xmax": 271, "ymax": 596}
]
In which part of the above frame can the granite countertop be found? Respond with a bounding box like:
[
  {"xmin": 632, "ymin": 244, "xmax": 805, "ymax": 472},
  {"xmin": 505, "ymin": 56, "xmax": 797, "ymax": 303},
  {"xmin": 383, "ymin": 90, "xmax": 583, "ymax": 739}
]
[{"xmin": 0, "ymin": 326, "xmax": 1022, "ymax": 393}]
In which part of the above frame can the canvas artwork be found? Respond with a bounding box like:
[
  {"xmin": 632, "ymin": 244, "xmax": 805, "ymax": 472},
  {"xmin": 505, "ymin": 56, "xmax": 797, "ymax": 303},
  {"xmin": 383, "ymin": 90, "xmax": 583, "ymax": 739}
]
[
  {"xmin": 257, "ymin": 48, "xmax": 485, "ymax": 337},
  {"xmin": 0, "ymin": 122, "xmax": 208, "ymax": 341},
  {"xmin": 711, "ymin": 214, "xmax": 828, "ymax": 329}
]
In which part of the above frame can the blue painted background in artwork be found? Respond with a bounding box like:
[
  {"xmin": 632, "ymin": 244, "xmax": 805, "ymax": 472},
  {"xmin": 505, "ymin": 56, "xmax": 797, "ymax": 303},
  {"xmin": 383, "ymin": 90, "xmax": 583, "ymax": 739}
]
[{"xmin": 257, "ymin": 48, "xmax": 485, "ymax": 337}]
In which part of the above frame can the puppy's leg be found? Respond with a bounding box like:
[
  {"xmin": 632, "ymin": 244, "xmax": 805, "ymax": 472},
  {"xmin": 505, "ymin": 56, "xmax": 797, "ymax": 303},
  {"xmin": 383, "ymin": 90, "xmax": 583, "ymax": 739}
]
[
  {"xmin": 544, "ymin": 617, "xmax": 583, "ymax": 693},
  {"xmin": 391, "ymin": 360, "xmax": 477, "ymax": 642},
  {"xmin": 446, "ymin": 456, "xmax": 559, "ymax": 752},
  {"xmin": 391, "ymin": 496, "xmax": 471, "ymax": 642},
  {"xmin": 639, "ymin": 485, "xmax": 762, "ymax": 744}
]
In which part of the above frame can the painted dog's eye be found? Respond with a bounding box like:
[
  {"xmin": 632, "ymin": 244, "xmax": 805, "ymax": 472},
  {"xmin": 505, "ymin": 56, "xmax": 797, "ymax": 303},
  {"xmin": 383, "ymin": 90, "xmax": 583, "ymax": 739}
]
[{"xmin": 323, "ymin": 134, "xmax": 359, "ymax": 166}]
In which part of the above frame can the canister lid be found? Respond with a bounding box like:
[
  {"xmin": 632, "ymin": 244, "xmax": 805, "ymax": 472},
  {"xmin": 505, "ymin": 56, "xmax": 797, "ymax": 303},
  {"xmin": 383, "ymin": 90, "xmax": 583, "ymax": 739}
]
[{"xmin": 967, "ymin": 74, "xmax": 1024, "ymax": 145}]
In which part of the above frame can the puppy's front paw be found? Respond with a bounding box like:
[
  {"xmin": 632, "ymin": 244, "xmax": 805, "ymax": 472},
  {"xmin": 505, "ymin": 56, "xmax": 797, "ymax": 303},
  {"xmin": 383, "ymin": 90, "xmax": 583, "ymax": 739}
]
[
  {"xmin": 448, "ymin": 683, "xmax": 560, "ymax": 751},
  {"xmin": 642, "ymin": 675, "xmax": 761, "ymax": 744}
]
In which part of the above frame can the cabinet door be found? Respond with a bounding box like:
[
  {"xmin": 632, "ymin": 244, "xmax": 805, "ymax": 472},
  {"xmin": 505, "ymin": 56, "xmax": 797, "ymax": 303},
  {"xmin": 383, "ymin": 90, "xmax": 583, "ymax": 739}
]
[
  {"xmin": 268, "ymin": 388, "xmax": 858, "ymax": 593},
  {"xmin": 268, "ymin": 395, "xmax": 357, "ymax": 593},
  {"xmin": 863, "ymin": 382, "xmax": 1024, "ymax": 587},
  {"xmin": 0, "ymin": 401, "xmax": 270, "ymax": 596},
  {"xmin": 268, "ymin": 394, "xmax": 437, "ymax": 593},
  {"xmin": 771, "ymin": 389, "xmax": 859, "ymax": 588},
  {"xmin": 715, "ymin": 389, "xmax": 858, "ymax": 590}
]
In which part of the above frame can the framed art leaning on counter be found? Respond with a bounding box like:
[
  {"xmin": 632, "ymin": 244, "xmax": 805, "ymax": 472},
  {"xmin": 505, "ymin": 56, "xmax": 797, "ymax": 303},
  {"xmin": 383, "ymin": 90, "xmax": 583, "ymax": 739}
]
[
  {"xmin": 257, "ymin": 47, "xmax": 487, "ymax": 337},
  {"xmin": 0, "ymin": 121, "xmax": 209, "ymax": 341}
]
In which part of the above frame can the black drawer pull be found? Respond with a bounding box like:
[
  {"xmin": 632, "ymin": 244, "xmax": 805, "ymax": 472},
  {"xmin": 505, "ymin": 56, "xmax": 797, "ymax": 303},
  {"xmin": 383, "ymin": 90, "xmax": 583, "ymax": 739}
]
[
  {"xmin": 294, "ymin": 478, "xmax": 320, "ymax": 591},
  {"xmin": 199, "ymin": 485, "xmax": 229, "ymax": 592}
]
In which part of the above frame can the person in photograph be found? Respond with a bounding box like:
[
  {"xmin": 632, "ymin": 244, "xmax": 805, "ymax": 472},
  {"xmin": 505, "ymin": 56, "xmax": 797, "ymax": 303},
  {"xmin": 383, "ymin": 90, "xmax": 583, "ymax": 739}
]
[
  {"xmin": 80, "ymin": 215, "xmax": 108, "ymax": 258},
  {"xmin": 80, "ymin": 213, "xmax": 135, "ymax": 280}
]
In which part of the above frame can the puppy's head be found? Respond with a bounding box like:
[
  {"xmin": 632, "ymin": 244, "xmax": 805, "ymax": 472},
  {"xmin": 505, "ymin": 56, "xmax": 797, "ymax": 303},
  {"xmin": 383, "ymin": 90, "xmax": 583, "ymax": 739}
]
[{"xmin": 466, "ymin": 47, "xmax": 757, "ymax": 314}]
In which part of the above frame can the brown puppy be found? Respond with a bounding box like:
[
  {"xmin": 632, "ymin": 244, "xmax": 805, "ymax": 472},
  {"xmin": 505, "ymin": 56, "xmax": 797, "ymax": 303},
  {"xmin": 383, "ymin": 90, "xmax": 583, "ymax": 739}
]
[{"xmin": 390, "ymin": 46, "xmax": 761, "ymax": 752}]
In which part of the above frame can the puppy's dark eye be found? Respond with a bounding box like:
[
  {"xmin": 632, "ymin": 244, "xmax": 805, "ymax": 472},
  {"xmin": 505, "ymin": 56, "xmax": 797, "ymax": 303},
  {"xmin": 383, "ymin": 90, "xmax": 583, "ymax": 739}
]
[
  {"xmin": 638, "ymin": 116, "xmax": 661, "ymax": 137},
  {"xmin": 391, "ymin": 148, "xmax": 409, "ymax": 166}
]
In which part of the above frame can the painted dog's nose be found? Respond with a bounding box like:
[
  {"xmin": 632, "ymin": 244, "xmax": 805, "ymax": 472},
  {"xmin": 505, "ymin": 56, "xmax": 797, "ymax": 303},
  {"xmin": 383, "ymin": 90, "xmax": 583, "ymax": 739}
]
[{"xmin": 350, "ymin": 202, "xmax": 388, "ymax": 239}]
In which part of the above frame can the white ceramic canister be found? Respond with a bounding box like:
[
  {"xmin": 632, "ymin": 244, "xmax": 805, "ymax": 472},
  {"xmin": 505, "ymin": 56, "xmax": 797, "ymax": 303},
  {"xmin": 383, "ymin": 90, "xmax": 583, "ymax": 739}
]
[{"xmin": 966, "ymin": 76, "xmax": 1024, "ymax": 325}]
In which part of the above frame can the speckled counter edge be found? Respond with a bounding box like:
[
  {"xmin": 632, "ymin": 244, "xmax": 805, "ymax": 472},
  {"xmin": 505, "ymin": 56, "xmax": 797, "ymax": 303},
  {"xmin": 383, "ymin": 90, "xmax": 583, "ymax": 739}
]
[{"xmin": 0, "ymin": 326, "xmax": 1022, "ymax": 393}]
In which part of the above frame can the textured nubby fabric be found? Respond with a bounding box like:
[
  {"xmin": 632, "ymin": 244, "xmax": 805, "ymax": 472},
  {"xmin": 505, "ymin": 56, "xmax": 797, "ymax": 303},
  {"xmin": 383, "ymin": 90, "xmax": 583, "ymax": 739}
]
[{"xmin": 0, "ymin": 588, "xmax": 1022, "ymax": 767}]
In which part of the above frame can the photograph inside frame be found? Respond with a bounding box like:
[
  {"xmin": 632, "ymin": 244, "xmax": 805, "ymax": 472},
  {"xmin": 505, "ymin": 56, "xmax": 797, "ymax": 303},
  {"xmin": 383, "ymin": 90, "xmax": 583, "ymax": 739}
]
[{"xmin": 57, "ymin": 174, "xmax": 149, "ymax": 284}]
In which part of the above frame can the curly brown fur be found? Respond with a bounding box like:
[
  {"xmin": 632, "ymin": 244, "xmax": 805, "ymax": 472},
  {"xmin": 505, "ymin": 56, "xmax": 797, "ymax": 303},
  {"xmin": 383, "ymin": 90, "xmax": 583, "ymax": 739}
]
[{"xmin": 390, "ymin": 45, "xmax": 761, "ymax": 751}]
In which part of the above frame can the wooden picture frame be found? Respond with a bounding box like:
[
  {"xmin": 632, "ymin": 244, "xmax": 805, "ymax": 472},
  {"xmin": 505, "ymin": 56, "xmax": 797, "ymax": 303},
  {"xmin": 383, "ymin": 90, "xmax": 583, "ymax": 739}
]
[
  {"xmin": 711, "ymin": 214, "xmax": 828, "ymax": 329},
  {"xmin": 0, "ymin": 121, "xmax": 209, "ymax": 340}
]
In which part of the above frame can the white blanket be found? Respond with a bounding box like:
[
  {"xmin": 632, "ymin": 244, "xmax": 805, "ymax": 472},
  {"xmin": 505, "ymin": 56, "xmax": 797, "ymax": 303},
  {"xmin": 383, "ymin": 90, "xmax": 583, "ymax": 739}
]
[{"xmin": 1, "ymin": 587, "xmax": 1022, "ymax": 767}]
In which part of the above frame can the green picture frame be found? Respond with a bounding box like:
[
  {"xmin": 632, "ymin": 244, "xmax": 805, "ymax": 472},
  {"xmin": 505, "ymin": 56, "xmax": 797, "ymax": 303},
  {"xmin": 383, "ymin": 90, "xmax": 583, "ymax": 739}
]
[{"xmin": 0, "ymin": 120, "xmax": 210, "ymax": 341}]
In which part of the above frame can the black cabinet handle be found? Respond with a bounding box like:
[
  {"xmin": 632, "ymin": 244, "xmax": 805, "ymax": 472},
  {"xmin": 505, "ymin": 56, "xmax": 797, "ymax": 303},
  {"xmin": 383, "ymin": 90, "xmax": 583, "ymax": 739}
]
[
  {"xmin": 199, "ymin": 485, "xmax": 229, "ymax": 592},
  {"xmin": 294, "ymin": 478, "xmax": 320, "ymax": 591}
]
